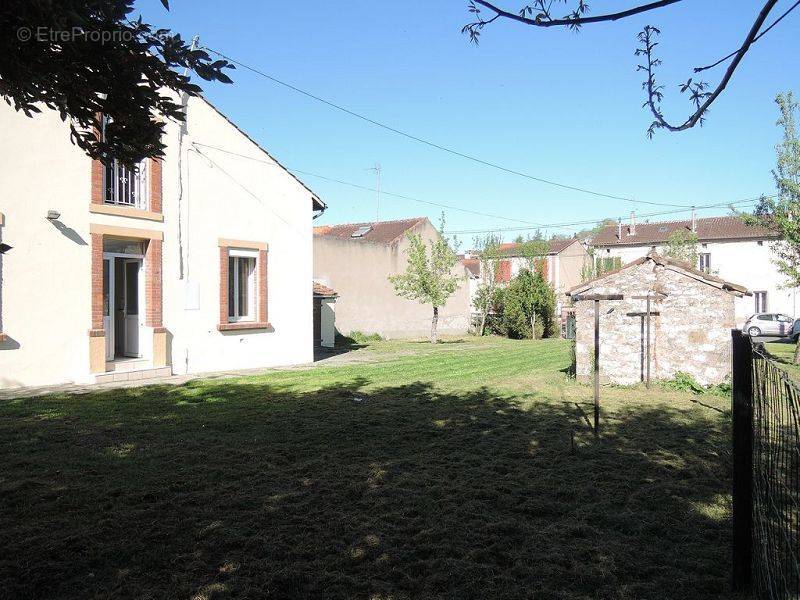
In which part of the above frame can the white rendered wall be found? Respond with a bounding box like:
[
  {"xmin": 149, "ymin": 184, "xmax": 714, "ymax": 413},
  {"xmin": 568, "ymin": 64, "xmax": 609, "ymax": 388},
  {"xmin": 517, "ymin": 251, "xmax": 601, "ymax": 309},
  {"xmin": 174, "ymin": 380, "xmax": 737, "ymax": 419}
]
[{"xmin": 320, "ymin": 298, "xmax": 336, "ymax": 348}]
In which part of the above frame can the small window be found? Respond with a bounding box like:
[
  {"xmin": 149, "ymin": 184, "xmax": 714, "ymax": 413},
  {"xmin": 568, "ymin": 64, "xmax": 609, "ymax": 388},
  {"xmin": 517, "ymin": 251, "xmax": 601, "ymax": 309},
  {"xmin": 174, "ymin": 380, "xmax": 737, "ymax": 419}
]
[
  {"xmin": 351, "ymin": 226, "xmax": 372, "ymax": 238},
  {"xmin": 658, "ymin": 226, "xmax": 668, "ymax": 233},
  {"xmin": 698, "ymin": 253, "xmax": 711, "ymax": 273},
  {"xmin": 754, "ymin": 292, "xmax": 768, "ymax": 314},
  {"xmin": 228, "ymin": 252, "xmax": 256, "ymax": 321}
]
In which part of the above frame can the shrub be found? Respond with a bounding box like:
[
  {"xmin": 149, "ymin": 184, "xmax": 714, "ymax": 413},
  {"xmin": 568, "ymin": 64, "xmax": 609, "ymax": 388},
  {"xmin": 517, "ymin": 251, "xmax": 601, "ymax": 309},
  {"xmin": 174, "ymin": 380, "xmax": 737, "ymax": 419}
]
[{"xmin": 501, "ymin": 268, "xmax": 557, "ymax": 339}]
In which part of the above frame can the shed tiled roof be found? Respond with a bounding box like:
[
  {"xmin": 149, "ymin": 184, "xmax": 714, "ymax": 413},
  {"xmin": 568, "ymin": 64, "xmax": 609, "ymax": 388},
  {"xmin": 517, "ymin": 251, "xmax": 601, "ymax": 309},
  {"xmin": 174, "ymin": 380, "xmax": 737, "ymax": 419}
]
[
  {"xmin": 566, "ymin": 252, "xmax": 749, "ymax": 297},
  {"xmin": 313, "ymin": 282, "xmax": 338, "ymax": 298},
  {"xmin": 591, "ymin": 215, "xmax": 777, "ymax": 247},
  {"xmin": 313, "ymin": 217, "xmax": 428, "ymax": 245}
]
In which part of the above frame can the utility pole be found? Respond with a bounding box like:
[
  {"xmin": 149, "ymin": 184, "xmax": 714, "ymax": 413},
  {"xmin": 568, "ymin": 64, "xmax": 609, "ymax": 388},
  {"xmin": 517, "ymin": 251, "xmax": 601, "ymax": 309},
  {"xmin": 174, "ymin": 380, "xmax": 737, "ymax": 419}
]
[
  {"xmin": 367, "ymin": 163, "xmax": 381, "ymax": 223},
  {"xmin": 184, "ymin": 35, "xmax": 200, "ymax": 77}
]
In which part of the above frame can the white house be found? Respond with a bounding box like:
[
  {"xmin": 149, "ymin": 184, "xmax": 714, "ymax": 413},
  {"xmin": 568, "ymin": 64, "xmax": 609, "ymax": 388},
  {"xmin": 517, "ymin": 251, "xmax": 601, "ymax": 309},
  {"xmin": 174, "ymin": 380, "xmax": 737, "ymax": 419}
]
[
  {"xmin": 0, "ymin": 94, "xmax": 325, "ymax": 390},
  {"xmin": 591, "ymin": 213, "xmax": 794, "ymax": 326}
]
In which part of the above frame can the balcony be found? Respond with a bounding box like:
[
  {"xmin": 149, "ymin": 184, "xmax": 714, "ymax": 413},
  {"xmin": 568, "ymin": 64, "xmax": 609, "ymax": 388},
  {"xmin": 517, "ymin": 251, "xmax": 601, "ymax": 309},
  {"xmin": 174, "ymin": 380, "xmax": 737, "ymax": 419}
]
[{"xmin": 104, "ymin": 160, "xmax": 149, "ymax": 211}]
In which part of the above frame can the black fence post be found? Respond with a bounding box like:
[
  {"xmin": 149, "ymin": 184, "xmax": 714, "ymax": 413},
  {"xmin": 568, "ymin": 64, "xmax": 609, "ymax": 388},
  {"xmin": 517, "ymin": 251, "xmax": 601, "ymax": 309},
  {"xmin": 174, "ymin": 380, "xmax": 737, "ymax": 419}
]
[{"xmin": 731, "ymin": 328, "xmax": 753, "ymax": 593}]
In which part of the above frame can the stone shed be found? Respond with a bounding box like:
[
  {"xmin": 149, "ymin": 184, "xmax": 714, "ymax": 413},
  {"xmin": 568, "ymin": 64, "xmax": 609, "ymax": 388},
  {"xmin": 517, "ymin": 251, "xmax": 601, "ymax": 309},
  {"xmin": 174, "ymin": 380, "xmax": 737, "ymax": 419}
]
[{"xmin": 566, "ymin": 253, "xmax": 749, "ymax": 386}]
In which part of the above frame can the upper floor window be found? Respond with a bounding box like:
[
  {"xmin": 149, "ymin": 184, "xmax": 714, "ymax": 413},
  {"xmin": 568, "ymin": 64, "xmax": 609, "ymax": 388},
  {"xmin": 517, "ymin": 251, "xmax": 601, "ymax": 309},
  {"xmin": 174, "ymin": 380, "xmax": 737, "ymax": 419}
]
[
  {"xmin": 101, "ymin": 117, "xmax": 149, "ymax": 210},
  {"xmin": 754, "ymin": 291, "xmax": 768, "ymax": 313},
  {"xmin": 698, "ymin": 253, "xmax": 711, "ymax": 273}
]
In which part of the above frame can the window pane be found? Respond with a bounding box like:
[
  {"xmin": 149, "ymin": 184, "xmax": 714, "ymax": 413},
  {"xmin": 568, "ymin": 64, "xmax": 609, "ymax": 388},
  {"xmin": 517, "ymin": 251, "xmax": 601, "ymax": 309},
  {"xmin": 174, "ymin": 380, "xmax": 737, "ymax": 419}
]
[
  {"xmin": 238, "ymin": 258, "xmax": 253, "ymax": 318},
  {"xmin": 228, "ymin": 257, "xmax": 235, "ymax": 318},
  {"xmin": 103, "ymin": 239, "xmax": 145, "ymax": 255},
  {"xmin": 103, "ymin": 259, "xmax": 110, "ymax": 317},
  {"xmin": 125, "ymin": 262, "xmax": 138, "ymax": 315}
]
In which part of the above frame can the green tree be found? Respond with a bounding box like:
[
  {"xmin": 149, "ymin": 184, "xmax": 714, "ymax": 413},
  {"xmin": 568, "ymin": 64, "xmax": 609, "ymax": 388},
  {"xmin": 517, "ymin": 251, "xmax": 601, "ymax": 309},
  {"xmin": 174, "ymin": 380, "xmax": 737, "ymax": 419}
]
[
  {"xmin": 745, "ymin": 92, "xmax": 800, "ymax": 363},
  {"xmin": 472, "ymin": 233, "xmax": 503, "ymax": 336},
  {"xmin": 664, "ymin": 229, "xmax": 699, "ymax": 265},
  {"xmin": 502, "ymin": 267, "xmax": 556, "ymax": 339},
  {"xmin": 390, "ymin": 230, "xmax": 462, "ymax": 344},
  {"xmin": 0, "ymin": 0, "xmax": 233, "ymax": 164}
]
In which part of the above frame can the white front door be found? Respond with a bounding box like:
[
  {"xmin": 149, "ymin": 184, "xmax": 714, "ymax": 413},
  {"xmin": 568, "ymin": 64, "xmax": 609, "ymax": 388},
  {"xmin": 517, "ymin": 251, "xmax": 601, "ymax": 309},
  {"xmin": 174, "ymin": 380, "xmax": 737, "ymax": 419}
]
[{"xmin": 123, "ymin": 259, "xmax": 142, "ymax": 357}]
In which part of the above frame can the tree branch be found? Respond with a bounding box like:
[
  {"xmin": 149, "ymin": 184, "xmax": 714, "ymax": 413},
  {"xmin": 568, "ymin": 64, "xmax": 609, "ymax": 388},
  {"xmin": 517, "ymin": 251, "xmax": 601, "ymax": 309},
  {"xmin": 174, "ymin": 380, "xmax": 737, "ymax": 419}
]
[
  {"xmin": 639, "ymin": 0, "xmax": 779, "ymax": 135},
  {"xmin": 471, "ymin": 0, "xmax": 683, "ymax": 28}
]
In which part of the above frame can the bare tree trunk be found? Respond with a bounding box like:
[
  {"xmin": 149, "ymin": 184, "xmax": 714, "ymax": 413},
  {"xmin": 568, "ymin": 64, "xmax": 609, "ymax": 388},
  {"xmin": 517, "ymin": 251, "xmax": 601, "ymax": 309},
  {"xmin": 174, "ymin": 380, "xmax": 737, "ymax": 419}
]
[
  {"xmin": 431, "ymin": 306, "xmax": 439, "ymax": 344},
  {"xmin": 794, "ymin": 337, "xmax": 800, "ymax": 365},
  {"xmin": 479, "ymin": 306, "xmax": 488, "ymax": 337},
  {"xmin": 531, "ymin": 311, "xmax": 537, "ymax": 340}
]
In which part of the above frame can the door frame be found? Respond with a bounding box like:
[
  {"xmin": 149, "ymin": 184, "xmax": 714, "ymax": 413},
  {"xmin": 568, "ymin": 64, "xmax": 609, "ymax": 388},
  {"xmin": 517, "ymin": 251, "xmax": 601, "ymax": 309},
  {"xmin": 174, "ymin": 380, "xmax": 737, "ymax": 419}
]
[{"xmin": 103, "ymin": 251, "xmax": 145, "ymax": 361}]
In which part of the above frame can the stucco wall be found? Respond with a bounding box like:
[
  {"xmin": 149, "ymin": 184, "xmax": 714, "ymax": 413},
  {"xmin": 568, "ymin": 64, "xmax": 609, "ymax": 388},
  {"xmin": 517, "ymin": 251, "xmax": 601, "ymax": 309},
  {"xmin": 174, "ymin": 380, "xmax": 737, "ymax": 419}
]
[
  {"xmin": 0, "ymin": 106, "xmax": 94, "ymax": 388},
  {"xmin": 596, "ymin": 239, "xmax": 798, "ymax": 325},
  {"xmin": 573, "ymin": 260, "xmax": 737, "ymax": 386},
  {"xmin": 0, "ymin": 95, "xmax": 316, "ymax": 389},
  {"xmin": 314, "ymin": 220, "xmax": 470, "ymax": 338},
  {"xmin": 320, "ymin": 298, "xmax": 336, "ymax": 348}
]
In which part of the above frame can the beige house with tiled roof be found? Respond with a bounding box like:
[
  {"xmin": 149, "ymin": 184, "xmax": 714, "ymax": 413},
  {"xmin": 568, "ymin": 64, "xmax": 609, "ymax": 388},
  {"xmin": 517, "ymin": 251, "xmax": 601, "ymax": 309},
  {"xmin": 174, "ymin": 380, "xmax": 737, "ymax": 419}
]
[
  {"xmin": 591, "ymin": 213, "xmax": 793, "ymax": 326},
  {"xmin": 314, "ymin": 217, "xmax": 471, "ymax": 338}
]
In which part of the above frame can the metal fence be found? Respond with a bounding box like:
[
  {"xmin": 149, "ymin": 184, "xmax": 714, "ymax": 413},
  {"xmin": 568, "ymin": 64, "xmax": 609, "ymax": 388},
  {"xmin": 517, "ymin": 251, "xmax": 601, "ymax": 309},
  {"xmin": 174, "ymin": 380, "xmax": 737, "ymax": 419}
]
[{"xmin": 732, "ymin": 330, "xmax": 800, "ymax": 598}]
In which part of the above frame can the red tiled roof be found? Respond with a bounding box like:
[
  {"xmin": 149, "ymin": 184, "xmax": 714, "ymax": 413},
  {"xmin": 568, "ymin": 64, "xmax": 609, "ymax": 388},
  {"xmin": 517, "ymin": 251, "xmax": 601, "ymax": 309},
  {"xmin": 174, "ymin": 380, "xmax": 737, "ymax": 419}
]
[
  {"xmin": 498, "ymin": 238, "xmax": 578, "ymax": 256},
  {"xmin": 460, "ymin": 257, "xmax": 480, "ymax": 277},
  {"xmin": 313, "ymin": 282, "xmax": 338, "ymax": 298},
  {"xmin": 592, "ymin": 215, "xmax": 778, "ymax": 247},
  {"xmin": 313, "ymin": 217, "xmax": 428, "ymax": 245}
]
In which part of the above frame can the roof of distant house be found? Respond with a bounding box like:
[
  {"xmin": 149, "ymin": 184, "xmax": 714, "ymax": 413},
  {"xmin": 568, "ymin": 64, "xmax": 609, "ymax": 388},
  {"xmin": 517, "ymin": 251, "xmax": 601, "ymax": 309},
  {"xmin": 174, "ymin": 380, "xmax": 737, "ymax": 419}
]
[
  {"xmin": 313, "ymin": 217, "xmax": 428, "ymax": 245},
  {"xmin": 313, "ymin": 281, "xmax": 338, "ymax": 298},
  {"xmin": 460, "ymin": 257, "xmax": 480, "ymax": 277},
  {"xmin": 497, "ymin": 238, "xmax": 580, "ymax": 257},
  {"xmin": 567, "ymin": 252, "xmax": 749, "ymax": 297},
  {"xmin": 591, "ymin": 215, "xmax": 777, "ymax": 247}
]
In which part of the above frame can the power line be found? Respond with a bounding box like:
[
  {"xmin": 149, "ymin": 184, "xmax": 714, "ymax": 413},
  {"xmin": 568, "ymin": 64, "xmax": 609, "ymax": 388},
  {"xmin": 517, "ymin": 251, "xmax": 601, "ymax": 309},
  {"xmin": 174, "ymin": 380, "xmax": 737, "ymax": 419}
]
[
  {"xmin": 442, "ymin": 196, "xmax": 773, "ymax": 235},
  {"xmin": 202, "ymin": 45, "xmax": 692, "ymax": 209},
  {"xmin": 191, "ymin": 141, "xmax": 563, "ymax": 229}
]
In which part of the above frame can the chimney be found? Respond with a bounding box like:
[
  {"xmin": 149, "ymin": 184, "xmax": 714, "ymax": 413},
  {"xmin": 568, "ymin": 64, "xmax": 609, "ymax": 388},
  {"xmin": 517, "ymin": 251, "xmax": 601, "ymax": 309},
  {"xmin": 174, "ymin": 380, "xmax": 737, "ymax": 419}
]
[
  {"xmin": 691, "ymin": 206, "xmax": 697, "ymax": 233},
  {"xmin": 630, "ymin": 211, "xmax": 636, "ymax": 236},
  {"xmin": 617, "ymin": 218, "xmax": 622, "ymax": 240}
]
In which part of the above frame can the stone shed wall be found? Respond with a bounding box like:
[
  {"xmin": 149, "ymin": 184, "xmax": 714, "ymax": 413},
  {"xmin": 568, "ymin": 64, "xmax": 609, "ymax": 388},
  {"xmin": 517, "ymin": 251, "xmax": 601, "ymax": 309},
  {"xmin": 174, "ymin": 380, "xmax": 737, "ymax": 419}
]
[{"xmin": 573, "ymin": 260, "xmax": 736, "ymax": 386}]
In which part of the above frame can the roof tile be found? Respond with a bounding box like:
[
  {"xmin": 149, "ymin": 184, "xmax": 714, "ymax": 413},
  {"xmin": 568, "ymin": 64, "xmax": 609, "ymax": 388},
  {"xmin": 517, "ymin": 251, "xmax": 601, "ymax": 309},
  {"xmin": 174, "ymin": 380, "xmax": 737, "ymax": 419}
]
[
  {"xmin": 592, "ymin": 215, "xmax": 777, "ymax": 246},
  {"xmin": 313, "ymin": 217, "xmax": 428, "ymax": 245}
]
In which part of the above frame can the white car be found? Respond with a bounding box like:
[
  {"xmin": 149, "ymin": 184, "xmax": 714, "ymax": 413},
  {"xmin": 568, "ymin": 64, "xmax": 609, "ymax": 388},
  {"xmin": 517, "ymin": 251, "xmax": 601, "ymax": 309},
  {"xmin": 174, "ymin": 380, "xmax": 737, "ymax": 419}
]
[{"xmin": 743, "ymin": 313, "xmax": 795, "ymax": 337}]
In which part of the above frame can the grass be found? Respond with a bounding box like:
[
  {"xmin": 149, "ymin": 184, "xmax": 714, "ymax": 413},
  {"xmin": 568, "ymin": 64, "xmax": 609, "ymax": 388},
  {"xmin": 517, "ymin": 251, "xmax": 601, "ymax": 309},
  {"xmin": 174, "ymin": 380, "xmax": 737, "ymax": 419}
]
[
  {"xmin": 0, "ymin": 337, "xmax": 733, "ymax": 599},
  {"xmin": 765, "ymin": 340, "xmax": 800, "ymax": 382}
]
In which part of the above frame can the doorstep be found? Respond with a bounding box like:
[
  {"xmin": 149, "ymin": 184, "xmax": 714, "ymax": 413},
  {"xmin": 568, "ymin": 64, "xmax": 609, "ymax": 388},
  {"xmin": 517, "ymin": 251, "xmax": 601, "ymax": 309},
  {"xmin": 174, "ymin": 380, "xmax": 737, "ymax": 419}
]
[{"xmin": 95, "ymin": 365, "xmax": 172, "ymax": 384}]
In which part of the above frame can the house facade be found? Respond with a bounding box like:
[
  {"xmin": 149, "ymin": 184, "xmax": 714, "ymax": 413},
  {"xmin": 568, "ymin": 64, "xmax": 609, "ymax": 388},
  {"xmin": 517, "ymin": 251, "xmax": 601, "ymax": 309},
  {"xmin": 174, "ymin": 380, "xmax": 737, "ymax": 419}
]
[
  {"xmin": 469, "ymin": 238, "xmax": 590, "ymax": 318},
  {"xmin": 0, "ymin": 95, "xmax": 324, "ymax": 390},
  {"xmin": 591, "ymin": 213, "xmax": 793, "ymax": 326},
  {"xmin": 567, "ymin": 253, "xmax": 748, "ymax": 386},
  {"xmin": 314, "ymin": 218, "xmax": 471, "ymax": 339}
]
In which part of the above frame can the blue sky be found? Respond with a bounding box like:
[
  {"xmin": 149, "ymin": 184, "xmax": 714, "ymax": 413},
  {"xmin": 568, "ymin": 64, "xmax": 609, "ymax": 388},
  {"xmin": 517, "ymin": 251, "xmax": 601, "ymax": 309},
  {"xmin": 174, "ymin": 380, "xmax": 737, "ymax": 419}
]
[{"xmin": 139, "ymin": 0, "xmax": 799, "ymax": 240}]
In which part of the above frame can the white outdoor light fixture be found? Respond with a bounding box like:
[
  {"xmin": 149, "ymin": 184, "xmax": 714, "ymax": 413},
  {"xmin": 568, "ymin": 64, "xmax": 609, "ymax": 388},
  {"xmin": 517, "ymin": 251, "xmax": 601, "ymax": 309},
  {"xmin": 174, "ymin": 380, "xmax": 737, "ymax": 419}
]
[{"xmin": 46, "ymin": 210, "xmax": 61, "ymax": 221}]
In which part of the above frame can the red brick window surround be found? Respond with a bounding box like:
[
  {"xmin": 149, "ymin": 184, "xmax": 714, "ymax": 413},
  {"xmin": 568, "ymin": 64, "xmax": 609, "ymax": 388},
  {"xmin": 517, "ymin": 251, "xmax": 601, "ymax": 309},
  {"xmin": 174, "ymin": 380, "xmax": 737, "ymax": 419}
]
[
  {"xmin": 218, "ymin": 239, "xmax": 268, "ymax": 332},
  {"xmin": 91, "ymin": 115, "xmax": 162, "ymax": 217}
]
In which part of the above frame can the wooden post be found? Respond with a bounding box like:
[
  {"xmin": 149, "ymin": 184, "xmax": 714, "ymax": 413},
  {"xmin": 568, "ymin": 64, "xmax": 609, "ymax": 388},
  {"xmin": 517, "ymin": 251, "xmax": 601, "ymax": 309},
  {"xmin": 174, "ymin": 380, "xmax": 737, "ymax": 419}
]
[
  {"xmin": 731, "ymin": 328, "xmax": 753, "ymax": 593},
  {"xmin": 594, "ymin": 298, "xmax": 600, "ymax": 437},
  {"xmin": 645, "ymin": 296, "xmax": 651, "ymax": 389}
]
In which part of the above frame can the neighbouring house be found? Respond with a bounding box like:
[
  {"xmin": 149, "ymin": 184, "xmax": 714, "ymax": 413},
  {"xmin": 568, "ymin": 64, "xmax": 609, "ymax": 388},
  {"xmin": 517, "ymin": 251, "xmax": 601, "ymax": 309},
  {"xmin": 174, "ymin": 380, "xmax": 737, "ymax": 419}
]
[
  {"xmin": 313, "ymin": 281, "xmax": 338, "ymax": 348},
  {"xmin": 0, "ymin": 95, "xmax": 325, "ymax": 390},
  {"xmin": 313, "ymin": 217, "xmax": 471, "ymax": 339},
  {"xmin": 459, "ymin": 256, "xmax": 481, "ymax": 315},
  {"xmin": 591, "ymin": 212, "xmax": 791, "ymax": 326},
  {"xmin": 567, "ymin": 252, "xmax": 749, "ymax": 386},
  {"xmin": 471, "ymin": 238, "xmax": 590, "ymax": 319}
]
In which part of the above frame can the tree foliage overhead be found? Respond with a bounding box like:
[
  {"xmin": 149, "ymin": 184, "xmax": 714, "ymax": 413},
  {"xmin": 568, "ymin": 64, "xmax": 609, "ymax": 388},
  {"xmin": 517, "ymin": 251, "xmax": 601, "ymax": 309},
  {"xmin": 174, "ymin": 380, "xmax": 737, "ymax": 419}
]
[
  {"xmin": 463, "ymin": 0, "xmax": 790, "ymax": 137},
  {"xmin": 0, "ymin": 0, "xmax": 234, "ymax": 164}
]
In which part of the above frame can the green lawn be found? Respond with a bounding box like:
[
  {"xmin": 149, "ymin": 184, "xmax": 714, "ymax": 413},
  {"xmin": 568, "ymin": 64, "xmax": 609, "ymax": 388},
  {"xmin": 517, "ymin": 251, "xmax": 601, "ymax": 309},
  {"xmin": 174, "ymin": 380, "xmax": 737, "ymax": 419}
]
[
  {"xmin": 0, "ymin": 337, "xmax": 733, "ymax": 599},
  {"xmin": 765, "ymin": 341, "xmax": 800, "ymax": 382}
]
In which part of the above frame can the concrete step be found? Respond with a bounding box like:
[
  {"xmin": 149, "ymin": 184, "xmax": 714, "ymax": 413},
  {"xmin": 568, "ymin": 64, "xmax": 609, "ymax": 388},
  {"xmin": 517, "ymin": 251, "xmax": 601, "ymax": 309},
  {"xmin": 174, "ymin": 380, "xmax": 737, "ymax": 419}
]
[
  {"xmin": 105, "ymin": 359, "xmax": 150, "ymax": 373},
  {"xmin": 95, "ymin": 366, "xmax": 172, "ymax": 384}
]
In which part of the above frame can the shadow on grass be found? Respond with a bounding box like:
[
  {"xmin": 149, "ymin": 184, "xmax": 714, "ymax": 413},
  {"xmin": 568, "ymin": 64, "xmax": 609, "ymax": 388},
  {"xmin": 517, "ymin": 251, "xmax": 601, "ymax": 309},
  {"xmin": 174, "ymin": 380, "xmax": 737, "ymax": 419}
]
[{"xmin": 0, "ymin": 379, "xmax": 731, "ymax": 599}]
